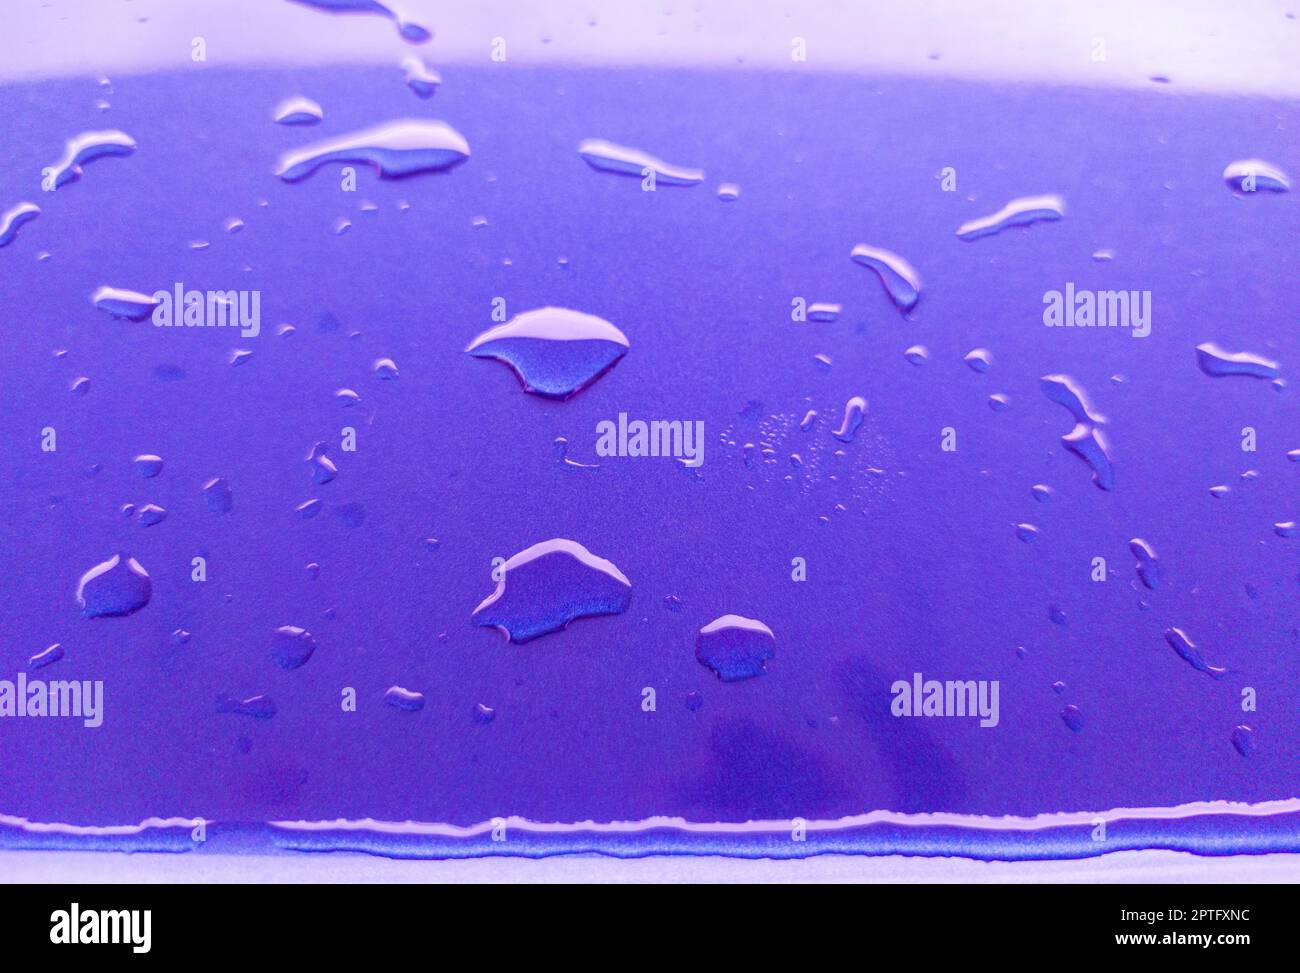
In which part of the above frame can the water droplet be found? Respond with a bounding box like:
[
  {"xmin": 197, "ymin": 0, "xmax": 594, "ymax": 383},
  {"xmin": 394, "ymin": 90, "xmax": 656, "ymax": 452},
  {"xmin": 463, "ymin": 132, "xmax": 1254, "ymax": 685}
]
[
  {"xmin": 217, "ymin": 693, "xmax": 277, "ymax": 719},
  {"xmin": 137, "ymin": 503, "xmax": 167, "ymax": 527},
  {"xmin": 1062, "ymin": 422, "xmax": 1114, "ymax": 491},
  {"xmin": 716, "ymin": 182, "xmax": 740, "ymax": 201},
  {"xmin": 308, "ymin": 443, "xmax": 338, "ymax": 484},
  {"xmin": 988, "ymin": 393, "xmax": 1011, "ymax": 411},
  {"xmin": 1222, "ymin": 158, "xmax": 1289, "ymax": 193},
  {"xmin": 799, "ymin": 409, "xmax": 818, "ymax": 432},
  {"xmin": 45, "ymin": 130, "xmax": 136, "ymax": 190},
  {"xmin": 134, "ymin": 454, "xmax": 164, "ymax": 477},
  {"xmin": 1015, "ymin": 523, "xmax": 1039, "ymax": 543},
  {"xmin": 70, "ymin": 376, "xmax": 91, "ymax": 397},
  {"xmin": 334, "ymin": 502, "xmax": 366, "ymax": 528},
  {"xmin": 465, "ymin": 307, "xmax": 628, "ymax": 399},
  {"xmin": 963, "ymin": 348, "xmax": 992, "ymax": 373},
  {"xmin": 956, "ymin": 194, "xmax": 1065, "ymax": 240},
  {"xmin": 684, "ymin": 690, "xmax": 703, "ymax": 711},
  {"xmin": 1049, "ymin": 604, "xmax": 1068, "ymax": 626},
  {"xmin": 29, "ymin": 644, "xmax": 64, "ymax": 670},
  {"xmin": 1091, "ymin": 248, "xmax": 1115, "ymax": 262},
  {"xmin": 903, "ymin": 344, "xmax": 929, "ymax": 365},
  {"xmin": 831, "ymin": 395, "xmax": 868, "ymax": 442},
  {"xmin": 335, "ymin": 388, "xmax": 361, "ymax": 407},
  {"xmin": 273, "ymin": 95, "xmax": 323, "ymax": 126},
  {"xmin": 1051, "ymin": 681, "xmax": 1066, "ymax": 694},
  {"xmin": 92, "ymin": 286, "xmax": 159, "ymax": 320},
  {"xmin": 1231, "ymin": 725, "xmax": 1256, "ymax": 756},
  {"xmin": 577, "ymin": 139, "xmax": 704, "ymax": 185},
  {"xmin": 472, "ymin": 703, "xmax": 496, "ymax": 724},
  {"xmin": 695, "ymin": 615, "xmax": 775, "ymax": 681},
  {"xmin": 1163, "ymin": 627, "xmax": 1226, "ymax": 678},
  {"xmin": 1209, "ymin": 485, "xmax": 1231, "ymax": 498},
  {"xmin": 203, "ymin": 476, "xmax": 233, "ymax": 513},
  {"xmin": 1129, "ymin": 538, "xmax": 1159, "ymax": 589},
  {"xmin": 664, "ymin": 594, "xmax": 684, "ymax": 613},
  {"xmin": 276, "ymin": 120, "xmax": 469, "ymax": 183},
  {"xmin": 0, "ymin": 201, "xmax": 40, "ymax": 248},
  {"xmin": 272, "ymin": 625, "xmax": 318, "ymax": 670},
  {"xmin": 229, "ymin": 348, "xmax": 254, "ymax": 367},
  {"xmin": 1195, "ymin": 342, "xmax": 1280, "ymax": 380},
  {"xmin": 372, "ymin": 357, "xmax": 399, "ymax": 380},
  {"xmin": 553, "ymin": 436, "xmax": 599, "ymax": 471},
  {"xmin": 288, "ymin": 0, "xmax": 431, "ymax": 44},
  {"xmin": 296, "ymin": 498, "xmax": 323, "ymax": 519},
  {"xmin": 385, "ymin": 686, "xmax": 425, "ymax": 712},
  {"xmin": 1031, "ymin": 484, "xmax": 1054, "ymax": 503},
  {"xmin": 1061, "ymin": 704, "xmax": 1085, "ymax": 732},
  {"xmin": 1039, "ymin": 374, "xmax": 1105, "ymax": 423},
  {"xmin": 402, "ymin": 56, "xmax": 440, "ymax": 98},
  {"xmin": 849, "ymin": 243, "xmax": 921, "ymax": 312},
  {"xmin": 813, "ymin": 352, "xmax": 833, "ymax": 371},
  {"xmin": 471, "ymin": 539, "xmax": 632, "ymax": 643},
  {"xmin": 77, "ymin": 554, "xmax": 152, "ymax": 617},
  {"xmin": 807, "ymin": 302, "xmax": 841, "ymax": 322},
  {"xmin": 1275, "ymin": 521, "xmax": 1299, "ymax": 538}
]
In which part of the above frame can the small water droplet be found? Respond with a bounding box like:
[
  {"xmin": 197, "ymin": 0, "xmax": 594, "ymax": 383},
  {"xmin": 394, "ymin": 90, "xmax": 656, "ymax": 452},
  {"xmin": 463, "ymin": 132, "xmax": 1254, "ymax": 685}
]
[
  {"xmin": 850, "ymin": 244, "xmax": 921, "ymax": 312},
  {"xmin": 1231, "ymin": 725, "xmax": 1256, "ymax": 756},
  {"xmin": 203, "ymin": 476, "xmax": 233, "ymax": 513},
  {"xmin": 77, "ymin": 554, "xmax": 152, "ymax": 617},
  {"xmin": 465, "ymin": 307, "xmax": 628, "ymax": 399},
  {"xmin": 1061, "ymin": 704, "xmax": 1085, "ymax": 732},
  {"xmin": 0, "ymin": 201, "xmax": 40, "ymax": 248},
  {"xmin": 903, "ymin": 344, "xmax": 929, "ymax": 365},
  {"xmin": 92, "ymin": 286, "xmax": 159, "ymax": 320},
  {"xmin": 385, "ymin": 686, "xmax": 425, "ymax": 711},
  {"xmin": 963, "ymin": 348, "xmax": 993, "ymax": 373},
  {"xmin": 1164, "ymin": 627, "xmax": 1226, "ymax": 678},
  {"xmin": 716, "ymin": 182, "xmax": 740, "ymax": 201},
  {"xmin": 1129, "ymin": 538, "xmax": 1159, "ymax": 589},
  {"xmin": 272, "ymin": 625, "xmax": 318, "ymax": 670}
]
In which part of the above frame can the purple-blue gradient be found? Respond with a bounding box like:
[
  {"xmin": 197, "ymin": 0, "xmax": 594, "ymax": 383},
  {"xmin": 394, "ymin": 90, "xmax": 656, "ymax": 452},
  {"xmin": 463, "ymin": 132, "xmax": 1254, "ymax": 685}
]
[{"xmin": 1, "ymin": 3, "xmax": 1298, "ymax": 860}]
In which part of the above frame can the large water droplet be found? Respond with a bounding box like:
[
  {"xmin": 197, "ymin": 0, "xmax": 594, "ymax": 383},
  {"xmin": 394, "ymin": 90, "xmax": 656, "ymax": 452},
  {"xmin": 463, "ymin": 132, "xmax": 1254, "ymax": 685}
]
[
  {"xmin": 471, "ymin": 539, "xmax": 632, "ymax": 643},
  {"xmin": 45, "ymin": 130, "xmax": 136, "ymax": 190},
  {"xmin": 465, "ymin": 307, "xmax": 629, "ymax": 399},
  {"xmin": 76, "ymin": 554, "xmax": 152, "ymax": 617},
  {"xmin": 695, "ymin": 615, "xmax": 775, "ymax": 681},
  {"xmin": 276, "ymin": 120, "xmax": 469, "ymax": 182},
  {"xmin": 849, "ymin": 244, "xmax": 921, "ymax": 312},
  {"xmin": 956, "ymin": 194, "xmax": 1064, "ymax": 240},
  {"xmin": 577, "ymin": 139, "xmax": 704, "ymax": 185}
]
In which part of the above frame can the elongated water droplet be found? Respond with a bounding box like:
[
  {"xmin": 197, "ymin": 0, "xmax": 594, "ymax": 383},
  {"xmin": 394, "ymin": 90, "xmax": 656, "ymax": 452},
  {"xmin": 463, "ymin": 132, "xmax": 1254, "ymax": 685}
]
[
  {"xmin": 465, "ymin": 307, "xmax": 629, "ymax": 399},
  {"xmin": 1164, "ymin": 627, "xmax": 1226, "ymax": 678},
  {"xmin": 471, "ymin": 539, "xmax": 632, "ymax": 643},
  {"xmin": 1061, "ymin": 704, "xmax": 1084, "ymax": 732},
  {"xmin": 77, "ymin": 554, "xmax": 152, "ymax": 617},
  {"xmin": 287, "ymin": 0, "xmax": 431, "ymax": 43},
  {"xmin": 695, "ymin": 615, "xmax": 775, "ymax": 681},
  {"xmin": 956, "ymin": 194, "xmax": 1064, "ymax": 240},
  {"xmin": 1231, "ymin": 725, "xmax": 1256, "ymax": 756},
  {"xmin": 807, "ymin": 302, "xmax": 841, "ymax": 322},
  {"xmin": 1222, "ymin": 158, "xmax": 1289, "ymax": 193},
  {"xmin": 45, "ymin": 130, "xmax": 136, "ymax": 189},
  {"xmin": 217, "ymin": 693, "xmax": 276, "ymax": 718},
  {"xmin": 92, "ymin": 286, "xmax": 159, "ymax": 320},
  {"xmin": 1195, "ymin": 342, "xmax": 1279, "ymax": 379},
  {"xmin": 577, "ymin": 139, "xmax": 704, "ymax": 185},
  {"xmin": 277, "ymin": 120, "xmax": 469, "ymax": 182},
  {"xmin": 832, "ymin": 395, "xmax": 867, "ymax": 442},
  {"xmin": 849, "ymin": 243, "xmax": 921, "ymax": 312},
  {"xmin": 0, "ymin": 202, "xmax": 40, "ymax": 248},
  {"xmin": 1062, "ymin": 422, "xmax": 1114, "ymax": 491},
  {"xmin": 1129, "ymin": 537, "xmax": 1159, "ymax": 589},
  {"xmin": 29, "ymin": 644, "xmax": 64, "ymax": 670}
]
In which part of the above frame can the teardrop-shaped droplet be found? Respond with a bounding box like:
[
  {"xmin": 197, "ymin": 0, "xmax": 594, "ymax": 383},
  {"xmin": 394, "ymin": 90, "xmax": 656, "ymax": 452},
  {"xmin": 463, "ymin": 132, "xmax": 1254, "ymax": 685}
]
[
  {"xmin": 465, "ymin": 307, "xmax": 629, "ymax": 399},
  {"xmin": 850, "ymin": 244, "xmax": 921, "ymax": 312},
  {"xmin": 77, "ymin": 554, "xmax": 152, "ymax": 617}
]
